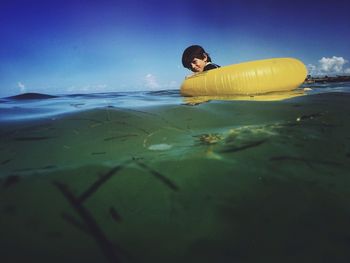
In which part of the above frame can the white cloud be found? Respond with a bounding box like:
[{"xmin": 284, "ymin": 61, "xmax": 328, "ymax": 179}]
[
  {"xmin": 307, "ymin": 64, "xmax": 317, "ymax": 74},
  {"xmin": 144, "ymin": 74, "xmax": 160, "ymax": 90},
  {"xmin": 319, "ymin": 56, "xmax": 347, "ymax": 73},
  {"xmin": 17, "ymin": 82, "xmax": 26, "ymax": 93},
  {"xmin": 143, "ymin": 74, "xmax": 180, "ymax": 91},
  {"xmin": 307, "ymin": 56, "xmax": 350, "ymax": 76}
]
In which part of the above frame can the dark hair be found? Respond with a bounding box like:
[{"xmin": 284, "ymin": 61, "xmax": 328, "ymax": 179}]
[{"xmin": 182, "ymin": 45, "xmax": 212, "ymax": 69}]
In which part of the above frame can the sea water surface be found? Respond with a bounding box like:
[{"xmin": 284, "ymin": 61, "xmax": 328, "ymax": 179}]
[
  {"xmin": 1, "ymin": 81, "xmax": 349, "ymax": 122},
  {"xmin": 1, "ymin": 82, "xmax": 350, "ymax": 263}
]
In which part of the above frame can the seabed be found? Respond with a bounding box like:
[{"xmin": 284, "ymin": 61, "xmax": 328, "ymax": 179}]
[{"xmin": 1, "ymin": 91, "xmax": 350, "ymax": 262}]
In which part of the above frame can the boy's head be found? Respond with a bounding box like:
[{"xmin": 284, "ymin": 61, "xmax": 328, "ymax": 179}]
[{"xmin": 182, "ymin": 45, "xmax": 212, "ymax": 72}]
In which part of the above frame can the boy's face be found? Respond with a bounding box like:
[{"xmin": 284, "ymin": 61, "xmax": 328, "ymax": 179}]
[{"xmin": 190, "ymin": 55, "xmax": 208, "ymax": 72}]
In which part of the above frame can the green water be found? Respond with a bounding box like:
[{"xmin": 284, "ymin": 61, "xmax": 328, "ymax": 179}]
[{"xmin": 1, "ymin": 93, "xmax": 350, "ymax": 262}]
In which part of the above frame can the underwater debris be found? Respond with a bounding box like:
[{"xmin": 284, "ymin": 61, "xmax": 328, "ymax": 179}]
[
  {"xmin": 194, "ymin": 133, "xmax": 223, "ymax": 145},
  {"xmin": 103, "ymin": 134, "xmax": 138, "ymax": 141},
  {"xmin": 61, "ymin": 212, "xmax": 90, "ymax": 235},
  {"xmin": 78, "ymin": 160, "xmax": 131, "ymax": 203},
  {"xmin": 131, "ymin": 156, "xmax": 144, "ymax": 161},
  {"xmin": 2, "ymin": 175, "xmax": 20, "ymax": 188},
  {"xmin": 110, "ymin": 207, "xmax": 122, "ymax": 223},
  {"xmin": 91, "ymin": 152, "xmax": 107, "ymax": 155},
  {"xmin": 221, "ymin": 139, "xmax": 268, "ymax": 153},
  {"xmin": 296, "ymin": 112, "xmax": 323, "ymax": 122},
  {"xmin": 13, "ymin": 136, "xmax": 54, "ymax": 141},
  {"xmin": 54, "ymin": 181, "xmax": 122, "ymax": 263},
  {"xmin": 1, "ymin": 159, "xmax": 11, "ymax": 165},
  {"xmin": 134, "ymin": 160, "xmax": 179, "ymax": 191}
]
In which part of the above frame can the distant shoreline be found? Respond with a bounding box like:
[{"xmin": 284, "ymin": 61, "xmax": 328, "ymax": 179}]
[{"xmin": 304, "ymin": 75, "xmax": 350, "ymax": 84}]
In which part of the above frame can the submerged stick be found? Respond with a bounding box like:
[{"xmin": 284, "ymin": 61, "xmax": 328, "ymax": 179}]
[
  {"xmin": 103, "ymin": 134, "xmax": 139, "ymax": 141},
  {"xmin": 221, "ymin": 139, "xmax": 268, "ymax": 153},
  {"xmin": 134, "ymin": 160, "xmax": 179, "ymax": 191},
  {"xmin": 54, "ymin": 181, "xmax": 121, "ymax": 263},
  {"xmin": 61, "ymin": 212, "xmax": 90, "ymax": 235},
  {"xmin": 14, "ymin": 136, "xmax": 54, "ymax": 141},
  {"xmin": 78, "ymin": 160, "xmax": 132, "ymax": 203},
  {"xmin": 1, "ymin": 159, "xmax": 12, "ymax": 165},
  {"xmin": 109, "ymin": 207, "xmax": 123, "ymax": 223}
]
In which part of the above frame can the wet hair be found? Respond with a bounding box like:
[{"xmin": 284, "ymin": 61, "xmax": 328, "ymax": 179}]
[{"xmin": 182, "ymin": 45, "xmax": 212, "ymax": 69}]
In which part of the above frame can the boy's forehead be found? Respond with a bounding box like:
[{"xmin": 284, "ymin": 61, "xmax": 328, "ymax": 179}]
[{"xmin": 192, "ymin": 57, "xmax": 205, "ymax": 62}]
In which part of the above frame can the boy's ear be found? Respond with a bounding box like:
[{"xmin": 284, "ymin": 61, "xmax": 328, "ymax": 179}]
[{"xmin": 203, "ymin": 53, "xmax": 208, "ymax": 62}]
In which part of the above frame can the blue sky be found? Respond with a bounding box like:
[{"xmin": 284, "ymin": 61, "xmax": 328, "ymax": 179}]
[{"xmin": 1, "ymin": 0, "xmax": 350, "ymax": 97}]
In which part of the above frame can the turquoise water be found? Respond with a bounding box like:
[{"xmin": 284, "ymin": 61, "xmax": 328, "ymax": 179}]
[{"xmin": 1, "ymin": 83, "xmax": 350, "ymax": 262}]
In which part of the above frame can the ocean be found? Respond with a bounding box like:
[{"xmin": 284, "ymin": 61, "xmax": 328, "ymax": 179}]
[{"xmin": 1, "ymin": 82, "xmax": 350, "ymax": 262}]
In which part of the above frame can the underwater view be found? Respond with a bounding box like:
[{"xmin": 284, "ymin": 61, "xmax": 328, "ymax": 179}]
[{"xmin": 1, "ymin": 82, "xmax": 350, "ymax": 263}]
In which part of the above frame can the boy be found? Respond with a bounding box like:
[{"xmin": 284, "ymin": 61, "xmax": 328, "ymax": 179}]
[{"xmin": 182, "ymin": 45, "xmax": 220, "ymax": 73}]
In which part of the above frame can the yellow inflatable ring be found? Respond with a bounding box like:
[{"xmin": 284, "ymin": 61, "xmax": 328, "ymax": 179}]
[{"xmin": 180, "ymin": 58, "xmax": 307, "ymax": 96}]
